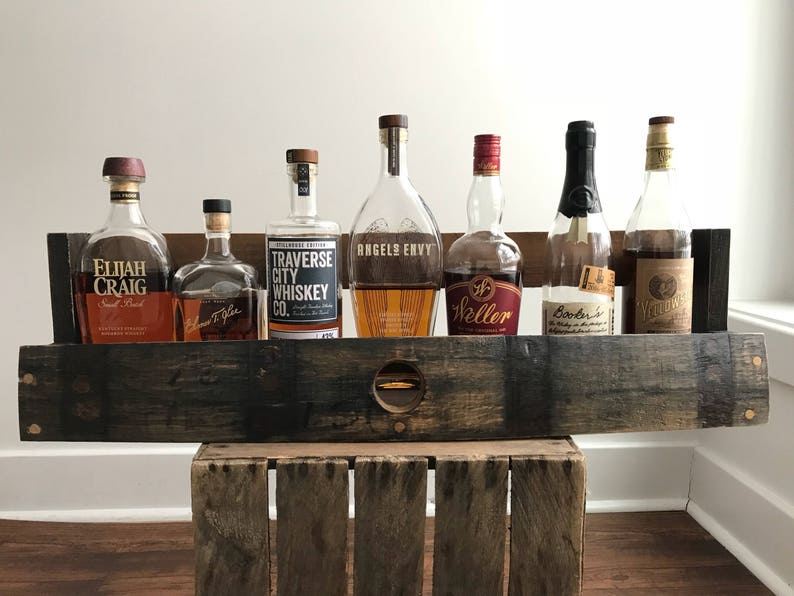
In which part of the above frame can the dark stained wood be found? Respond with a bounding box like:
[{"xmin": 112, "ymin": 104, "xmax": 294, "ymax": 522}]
[
  {"xmin": 47, "ymin": 232, "xmax": 87, "ymax": 344},
  {"xmin": 276, "ymin": 458, "xmax": 349, "ymax": 596},
  {"xmin": 432, "ymin": 456, "xmax": 509, "ymax": 596},
  {"xmin": 0, "ymin": 513, "xmax": 773, "ymax": 595},
  {"xmin": 509, "ymin": 446, "xmax": 586, "ymax": 596},
  {"xmin": 18, "ymin": 333, "xmax": 769, "ymax": 442},
  {"xmin": 353, "ymin": 456, "xmax": 428, "ymax": 596},
  {"xmin": 191, "ymin": 451, "xmax": 269, "ymax": 596},
  {"xmin": 692, "ymin": 228, "xmax": 730, "ymax": 333}
]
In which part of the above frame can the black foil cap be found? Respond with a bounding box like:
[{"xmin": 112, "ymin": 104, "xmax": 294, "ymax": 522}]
[
  {"xmin": 203, "ymin": 199, "xmax": 231, "ymax": 213},
  {"xmin": 565, "ymin": 120, "xmax": 596, "ymax": 149}
]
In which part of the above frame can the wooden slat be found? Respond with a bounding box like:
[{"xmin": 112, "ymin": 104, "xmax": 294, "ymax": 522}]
[
  {"xmin": 509, "ymin": 446, "xmax": 586, "ymax": 596},
  {"xmin": 276, "ymin": 458, "xmax": 348, "ymax": 596},
  {"xmin": 432, "ymin": 456, "xmax": 509, "ymax": 596},
  {"xmin": 354, "ymin": 456, "xmax": 428, "ymax": 596},
  {"xmin": 191, "ymin": 455, "xmax": 269, "ymax": 596},
  {"xmin": 692, "ymin": 228, "xmax": 730, "ymax": 332},
  {"xmin": 18, "ymin": 333, "xmax": 768, "ymax": 442},
  {"xmin": 48, "ymin": 233, "xmax": 87, "ymax": 344}
]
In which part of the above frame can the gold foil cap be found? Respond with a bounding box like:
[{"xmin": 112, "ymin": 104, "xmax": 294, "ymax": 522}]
[{"xmin": 645, "ymin": 116, "xmax": 674, "ymax": 171}]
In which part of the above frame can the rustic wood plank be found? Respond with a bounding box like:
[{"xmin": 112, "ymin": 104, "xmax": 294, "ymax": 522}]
[
  {"xmin": 509, "ymin": 446, "xmax": 586, "ymax": 596},
  {"xmin": 47, "ymin": 233, "xmax": 87, "ymax": 344},
  {"xmin": 433, "ymin": 456, "xmax": 509, "ymax": 596},
  {"xmin": 276, "ymin": 458, "xmax": 348, "ymax": 596},
  {"xmin": 692, "ymin": 228, "xmax": 730, "ymax": 333},
  {"xmin": 191, "ymin": 457, "xmax": 269, "ymax": 596},
  {"xmin": 18, "ymin": 333, "xmax": 768, "ymax": 442},
  {"xmin": 353, "ymin": 456, "xmax": 428, "ymax": 596}
]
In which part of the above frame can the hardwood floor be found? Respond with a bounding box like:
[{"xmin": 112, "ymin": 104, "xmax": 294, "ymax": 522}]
[{"xmin": 0, "ymin": 512, "xmax": 772, "ymax": 595}]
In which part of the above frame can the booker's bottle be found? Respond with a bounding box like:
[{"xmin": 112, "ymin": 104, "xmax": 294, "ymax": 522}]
[
  {"xmin": 444, "ymin": 134, "xmax": 522, "ymax": 335},
  {"xmin": 266, "ymin": 149, "xmax": 342, "ymax": 339},
  {"xmin": 349, "ymin": 114, "xmax": 442, "ymax": 337},
  {"xmin": 74, "ymin": 157, "xmax": 174, "ymax": 343},
  {"xmin": 173, "ymin": 199, "xmax": 260, "ymax": 341},
  {"xmin": 542, "ymin": 121, "xmax": 614, "ymax": 335},
  {"xmin": 623, "ymin": 116, "xmax": 693, "ymax": 334}
]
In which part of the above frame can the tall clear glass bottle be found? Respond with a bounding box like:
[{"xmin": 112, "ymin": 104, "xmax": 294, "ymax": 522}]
[
  {"xmin": 542, "ymin": 121, "xmax": 614, "ymax": 335},
  {"xmin": 74, "ymin": 157, "xmax": 174, "ymax": 343},
  {"xmin": 444, "ymin": 134, "xmax": 522, "ymax": 335},
  {"xmin": 623, "ymin": 116, "xmax": 693, "ymax": 334},
  {"xmin": 173, "ymin": 199, "xmax": 260, "ymax": 341},
  {"xmin": 266, "ymin": 149, "xmax": 342, "ymax": 339},
  {"xmin": 349, "ymin": 114, "xmax": 442, "ymax": 337}
]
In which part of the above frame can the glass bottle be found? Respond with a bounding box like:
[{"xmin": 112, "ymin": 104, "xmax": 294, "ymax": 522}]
[
  {"xmin": 542, "ymin": 121, "xmax": 614, "ymax": 335},
  {"xmin": 623, "ymin": 116, "xmax": 693, "ymax": 334},
  {"xmin": 173, "ymin": 199, "xmax": 260, "ymax": 341},
  {"xmin": 444, "ymin": 134, "xmax": 522, "ymax": 335},
  {"xmin": 349, "ymin": 114, "xmax": 442, "ymax": 337},
  {"xmin": 266, "ymin": 149, "xmax": 342, "ymax": 339},
  {"xmin": 74, "ymin": 157, "xmax": 174, "ymax": 343}
]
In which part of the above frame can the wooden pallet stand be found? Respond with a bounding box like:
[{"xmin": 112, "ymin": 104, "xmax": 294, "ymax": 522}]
[{"xmin": 17, "ymin": 229, "xmax": 770, "ymax": 596}]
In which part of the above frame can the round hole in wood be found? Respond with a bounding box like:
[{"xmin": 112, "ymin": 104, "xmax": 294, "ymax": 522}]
[{"xmin": 372, "ymin": 360, "xmax": 426, "ymax": 414}]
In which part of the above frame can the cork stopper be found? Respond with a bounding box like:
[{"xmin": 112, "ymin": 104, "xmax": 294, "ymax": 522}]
[
  {"xmin": 286, "ymin": 149, "xmax": 319, "ymax": 164},
  {"xmin": 378, "ymin": 114, "xmax": 408, "ymax": 129},
  {"xmin": 203, "ymin": 199, "xmax": 232, "ymax": 232},
  {"xmin": 646, "ymin": 116, "xmax": 674, "ymax": 170},
  {"xmin": 103, "ymin": 157, "xmax": 146, "ymax": 178}
]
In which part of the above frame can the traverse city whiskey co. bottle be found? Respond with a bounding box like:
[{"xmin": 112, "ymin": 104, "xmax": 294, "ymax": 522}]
[
  {"xmin": 266, "ymin": 149, "xmax": 342, "ymax": 339},
  {"xmin": 74, "ymin": 157, "xmax": 174, "ymax": 343},
  {"xmin": 349, "ymin": 114, "xmax": 442, "ymax": 337},
  {"xmin": 542, "ymin": 121, "xmax": 614, "ymax": 335},
  {"xmin": 444, "ymin": 134, "xmax": 523, "ymax": 335},
  {"xmin": 173, "ymin": 199, "xmax": 260, "ymax": 341},
  {"xmin": 623, "ymin": 116, "xmax": 693, "ymax": 334}
]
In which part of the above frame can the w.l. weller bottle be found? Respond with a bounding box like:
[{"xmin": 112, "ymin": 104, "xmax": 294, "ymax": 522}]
[
  {"xmin": 444, "ymin": 134, "xmax": 522, "ymax": 335},
  {"xmin": 349, "ymin": 114, "xmax": 442, "ymax": 337},
  {"xmin": 542, "ymin": 121, "xmax": 614, "ymax": 335}
]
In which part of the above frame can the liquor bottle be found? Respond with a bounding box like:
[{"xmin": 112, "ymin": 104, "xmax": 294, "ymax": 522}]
[
  {"xmin": 349, "ymin": 114, "xmax": 442, "ymax": 337},
  {"xmin": 266, "ymin": 149, "xmax": 342, "ymax": 339},
  {"xmin": 173, "ymin": 199, "xmax": 260, "ymax": 341},
  {"xmin": 542, "ymin": 121, "xmax": 614, "ymax": 335},
  {"xmin": 74, "ymin": 157, "xmax": 174, "ymax": 343},
  {"xmin": 444, "ymin": 134, "xmax": 522, "ymax": 335},
  {"xmin": 623, "ymin": 116, "xmax": 693, "ymax": 334}
]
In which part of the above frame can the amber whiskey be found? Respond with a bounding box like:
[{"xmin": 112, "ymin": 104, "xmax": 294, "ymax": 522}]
[
  {"xmin": 74, "ymin": 157, "xmax": 174, "ymax": 343},
  {"xmin": 173, "ymin": 199, "xmax": 260, "ymax": 341}
]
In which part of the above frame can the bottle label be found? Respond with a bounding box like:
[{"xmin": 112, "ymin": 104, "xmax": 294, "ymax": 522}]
[
  {"xmin": 542, "ymin": 300, "xmax": 613, "ymax": 335},
  {"xmin": 579, "ymin": 265, "xmax": 615, "ymax": 298},
  {"xmin": 297, "ymin": 163, "xmax": 310, "ymax": 197},
  {"xmin": 633, "ymin": 257, "xmax": 693, "ymax": 333},
  {"xmin": 445, "ymin": 274, "xmax": 521, "ymax": 335},
  {"xmin": 351, "ymin": 230, "xmax": 441, "ymax": 285},
  {"xmin": 387, "ymin": 127, "xmax": 400, "ymax": 175},
  {"xmin": 177, "ymin": 295, "xmax": 259, "ymax": 341},
  {"xmin": 646, "ymin": 147, "xmax": 673, "ymax": 170},
  {"xmin": 110, "ymin": 191, "xmax": 140, "ymax": 202},
  {"xmin": 267, "ymin": 237, "xmax": 338, "ymax": 324},
  {"xmin": 269, "ymin": 327, "xmax": 340, "ymax": 340},
  {"xmin": 473, "ymin": 156, "xmax": 500, "ymax": 176}
]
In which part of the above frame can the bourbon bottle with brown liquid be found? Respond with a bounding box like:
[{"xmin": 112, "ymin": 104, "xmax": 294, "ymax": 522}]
[{"xmin": 74, "ymin": 157, "xmax": 174, "ymax": 343}]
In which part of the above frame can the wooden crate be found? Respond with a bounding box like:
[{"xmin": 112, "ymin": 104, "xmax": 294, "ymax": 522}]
[{"xmin": 192, "ymin": 440, "xmax": 585, "ymax": 596}]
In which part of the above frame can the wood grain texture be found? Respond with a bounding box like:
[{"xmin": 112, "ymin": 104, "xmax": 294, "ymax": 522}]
[
  {"xmin": 18, "ymin": 333, "xmax": 769, "ymax": 442},
  {"xmin": 692, "ymin": 228, "xmax": 730, "ymax": 333},
  {"xmin": 48, "ymin": 233, "xmax": 87, "ymax": 344},
  {"xmin": 354, "ymin": 456, "xmax": 428, "ymax": 596},
  {"xmin": 509, "ymin": 448, "xmax": 586, "ymax": 596},
  {"xmin": 432, "ymin": 456, "xmax": 509, "ymax": 596},
  {"xmin": 276, "ymin": 458, "xmax": 349, "ymax": 596},
  {"xmin": 191, "ymin": 456, "xmax": 269, "ymax": 596}
]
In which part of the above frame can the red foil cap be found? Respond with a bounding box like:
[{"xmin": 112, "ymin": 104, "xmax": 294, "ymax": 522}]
[
  {"xmin": 473, "ymin": 134, "xmax": 501, "ymax": 175},
  {"xmin": 102, "ymin": 157, "xmax": 146, "ymax": 178}
]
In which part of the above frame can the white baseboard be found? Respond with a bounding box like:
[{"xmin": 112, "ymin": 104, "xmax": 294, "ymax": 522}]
[{"xmin": 689, "ymin": 447, "xmax": 794, "ymax": 595}]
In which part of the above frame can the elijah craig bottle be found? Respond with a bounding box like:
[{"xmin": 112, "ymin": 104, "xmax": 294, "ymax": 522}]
[
  {"xmin": 74, "ymin": 157, "xmax": 174, "ymax": 343},
  {"xmin": 349, "ymin": 115, "xmax": 442, "ymax": 337},
  {"xmin": 623, "ymin": 116, "xmax": 693, "ymax": 334},
  {"xmin": 542, "ymin": 121, "xmax": 614, "ymax": 335}
]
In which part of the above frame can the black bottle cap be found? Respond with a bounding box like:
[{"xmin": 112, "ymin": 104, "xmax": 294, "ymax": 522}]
[
  {"xmin": 649, "ymin": 115, "xmax": 675, "ymax": 125},
  {"xmin": 379, "ymin": 114, "xmax": 408, "ymax": 129},
  {"xmin": 203, "ymin": 198, "xmax": 231, "ymax": 213},
  {"xmin": 565, "ymin": 120, "xmax": 596, "ymax": 149}
]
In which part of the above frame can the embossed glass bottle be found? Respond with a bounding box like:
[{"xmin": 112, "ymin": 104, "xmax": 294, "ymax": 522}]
[
  {"xmin": 349, "ymin": 114, "xmax": 442, "ymax": 337},
  {"xmin": 173, "ymin": 199, "xmax": 260, "ymax": 341},
  {"xmin": 444, "ymin": 134, "xmax": 523, "ymax": 335},
  {"xmin": 542, "ymin": 121, "xmax": 614, "ymax": 335}
]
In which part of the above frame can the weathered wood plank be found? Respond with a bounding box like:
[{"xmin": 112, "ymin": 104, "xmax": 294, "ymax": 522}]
[
  {"xmin": 48, "ymin": 233, "xmax": 87, "ymax": 344},
  {"xmin": 509, "ymin": 445, "xmax": 586, "ymax": 596},
  {"xmin": 432, "ymin": 456, "xmax": 509, "ymax": 596},
  {"xmin": 191, "ymin": 456, "xmax": 269, "ymax": 596},
  {"xmin": 692, "ymin": 228, "xmax": 730, "ymax": 333},
  {"xmin": 276, "ymin": 458, "xmax": 348, "ymax": 596},
  {"xmin": 18, "ymin": 333, "xmax": 768, "ymax": 442},
  {"xmin": 353, "ymin": 456, "xmax": 428, "ymax": 596}
]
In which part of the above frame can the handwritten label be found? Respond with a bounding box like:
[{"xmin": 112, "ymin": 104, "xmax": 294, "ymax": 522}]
[{"xmin": 543, "ymin": 300, "xmax": 613, "ymax": 335}]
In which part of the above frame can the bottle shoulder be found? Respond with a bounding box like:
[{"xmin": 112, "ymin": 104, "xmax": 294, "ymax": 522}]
[
  {"xmin": 444, "ymin": 230, "xmax": 523, "ymax": 274},
  {"xmin": 267, "ymin": 217, "xmax": 341, "ymax": 237},
  {"xmin": 78, "ymin": 228, "xmax": 172, "ymax": 271},
  {"xmin": 173, "ymin": 261, "xmax": 259, "ymax": 295},
  {"xmin": 352, "ymin": 177, "xmax": 440, "ymax": 237}
]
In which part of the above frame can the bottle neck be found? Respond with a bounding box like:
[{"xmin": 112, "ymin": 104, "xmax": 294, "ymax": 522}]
[
  {"xmin": 288, "ymin": 163, "xmax": 318, "ymax": 218},
  {"xmin": 558, "ymin": 146, "xmax": 601, "ymax": 217},
  {"xmin": 379, "ymin": 127, "xmax": 409, "ymax": 177},
  {"xmin": 467, "ymin": 174, "xmax": 504, "ymax": 233},
  {"xmin": 106, "ymin": 180, "xmax": 146, "ymax": 227},
  {"xmin": 203, "ymin": 213, "xmax": 233, "ymax": 260}
]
